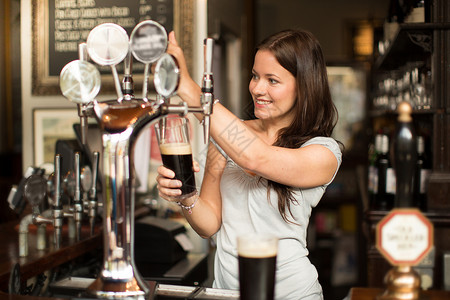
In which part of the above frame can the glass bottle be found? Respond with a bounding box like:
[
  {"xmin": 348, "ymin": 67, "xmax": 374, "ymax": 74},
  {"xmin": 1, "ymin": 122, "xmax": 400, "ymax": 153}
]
[
  {"xmin": 413, "ymin": 136, "xmax": 431, "ymax": 211},
  {"xmin": 375, "ymin": 135, "xmax": 395, "ymax": 210}
]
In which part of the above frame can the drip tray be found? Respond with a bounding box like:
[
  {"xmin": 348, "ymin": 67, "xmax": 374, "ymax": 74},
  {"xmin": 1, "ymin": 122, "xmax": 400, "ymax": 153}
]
[{"xmin": 49, "ymin": 277, "xmax": 240, "ymax": 300}]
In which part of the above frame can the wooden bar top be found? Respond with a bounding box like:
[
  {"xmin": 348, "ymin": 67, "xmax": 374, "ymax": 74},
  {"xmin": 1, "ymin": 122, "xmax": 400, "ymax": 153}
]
[
  {"xmin": 0, "ymin": 220, "xmax": 101, "ymax": 292},
  {"xmin": 349, "ymin": 287, "xmax": 450, "ymax": 299}
]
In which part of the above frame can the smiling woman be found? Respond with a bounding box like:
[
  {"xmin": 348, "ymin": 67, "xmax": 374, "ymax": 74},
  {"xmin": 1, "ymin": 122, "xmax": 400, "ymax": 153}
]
[{"xmin": 157, "ymin": 28, "xmax": 342, "ymax": 300}]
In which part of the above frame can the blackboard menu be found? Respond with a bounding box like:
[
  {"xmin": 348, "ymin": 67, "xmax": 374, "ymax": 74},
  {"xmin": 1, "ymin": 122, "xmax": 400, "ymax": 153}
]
[{"xmin": 48, "ymin": 0, "xmax": 174, "ymax": 77}]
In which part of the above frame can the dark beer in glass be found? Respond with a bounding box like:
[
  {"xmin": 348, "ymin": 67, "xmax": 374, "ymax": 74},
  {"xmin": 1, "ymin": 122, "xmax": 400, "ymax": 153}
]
[
  {"xmin": 160, "ymin": 142, "xmax": 196, "ymax": 197},
  {"xmin": 238, "ymin": 235, "xmax": 278, "ymax": 300},
  {"xmin": 155, "ymin": 116, "xmax": 196, "ymax": 199}
]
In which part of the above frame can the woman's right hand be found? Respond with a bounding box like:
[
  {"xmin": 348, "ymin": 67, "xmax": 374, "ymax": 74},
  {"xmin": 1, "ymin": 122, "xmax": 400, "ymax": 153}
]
[{"xmin": 156, "ymin": 162, "xmax": 200, "ymax": 202}]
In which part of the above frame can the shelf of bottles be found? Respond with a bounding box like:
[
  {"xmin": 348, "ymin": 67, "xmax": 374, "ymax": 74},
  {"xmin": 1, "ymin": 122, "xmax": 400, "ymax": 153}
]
[
  {"xmin": 371, "ymin": 0, "xmax": 450, "ymax": 115},
  {"xmin": 368, "ymin": 133, "xmax": 431, "ymax": 212},
  {"xmin": 366, "ymin": 1, "xmax": 442, "ymax": 213}
]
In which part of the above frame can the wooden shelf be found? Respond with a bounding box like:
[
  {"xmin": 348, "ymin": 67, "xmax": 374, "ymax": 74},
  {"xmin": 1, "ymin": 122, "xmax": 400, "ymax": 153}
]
[{"xmin": 374, "ymin": 23, "xmax": 450, "ymax": 71}]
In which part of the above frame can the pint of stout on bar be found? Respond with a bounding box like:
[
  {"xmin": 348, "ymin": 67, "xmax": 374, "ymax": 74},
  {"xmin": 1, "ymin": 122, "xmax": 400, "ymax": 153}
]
[
  {"xmin": 238, "ymin": 234, "xmax": 278, "ymax": 300},
  {"xmin": 155, "ymin": 116, "xmax": 197, "ymax": 199}
]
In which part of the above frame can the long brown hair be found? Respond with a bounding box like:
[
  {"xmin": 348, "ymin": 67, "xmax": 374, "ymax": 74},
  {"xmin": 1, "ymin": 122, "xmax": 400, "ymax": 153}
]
[{"xmin": 256, "ymin": 29, "xmax": 338, "ymax": 223}]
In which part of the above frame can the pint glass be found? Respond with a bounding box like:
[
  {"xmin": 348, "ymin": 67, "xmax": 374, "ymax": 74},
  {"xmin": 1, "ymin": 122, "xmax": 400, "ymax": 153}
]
[
  {"xmin": 238, "ymin": 234, "xmax": 278, "ymax": 300},
  {"xmin": 155, "ymin": 116, "xmax": 196, "ymax": 199}
]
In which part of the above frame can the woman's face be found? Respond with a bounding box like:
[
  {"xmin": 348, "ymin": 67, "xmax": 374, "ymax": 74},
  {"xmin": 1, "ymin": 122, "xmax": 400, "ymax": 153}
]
[{"xmin": 249, "ymin": 49, "xmax": 297, "ymax": 123}]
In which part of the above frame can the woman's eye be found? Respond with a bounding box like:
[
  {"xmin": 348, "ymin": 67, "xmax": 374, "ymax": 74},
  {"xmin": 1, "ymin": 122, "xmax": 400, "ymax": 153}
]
[
  {"xmin": 251, "ymin": 73, "xmax": 259, "ymax": 80},
  {"xmin": 269, "ymin": 78, "xmax": 278, "ymax": 84}
]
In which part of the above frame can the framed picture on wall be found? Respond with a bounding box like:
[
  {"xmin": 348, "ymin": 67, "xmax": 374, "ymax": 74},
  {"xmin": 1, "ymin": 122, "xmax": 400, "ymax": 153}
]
[
  {"xmin": 31, "ymin": 0, "xmax": 194, "ymax": 95},
  {"xmin": 33, "ymin": 108, "xmax": 80, "ymax": 167}
]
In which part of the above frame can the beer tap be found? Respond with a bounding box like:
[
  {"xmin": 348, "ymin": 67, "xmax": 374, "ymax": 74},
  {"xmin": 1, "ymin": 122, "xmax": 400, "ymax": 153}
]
[
  {"xmin": 130, "ymin": 20, "xmax": 168, "ymax": 102},
  {"xmin": 59, "ymin": 21, "xmax": 218, "ymax": 299},
  {"xmin": 73, "ymin": 152, "xmax": 84, "ymax": 241},
  {"xmin": 393, "ymin": 101, "xmax": 418, "ymax": 208},
  {"xmin": 161, "ymin": 38, "xmax": 215, "ymax": 143},
  {"xmin": 200, "ymin": 38, "xmax": 215, "ymax": 144},
  {"xmin": 86, "ymin": 23, "xmax": 130, "ymax": 102},
  {"xmin": 19, "ymin": 174, "xmax": 51, "ymax": 257},
  {"xmin": 88, "ymin": 151, "xmax": 99, "ymax": 236},
  {"xmin": 77, "ymin": 43, "xmax": 90, "ymax": 146},
  {"xmin": 52, "ymin": 154, "xmax": 65, "ymax": 248}
]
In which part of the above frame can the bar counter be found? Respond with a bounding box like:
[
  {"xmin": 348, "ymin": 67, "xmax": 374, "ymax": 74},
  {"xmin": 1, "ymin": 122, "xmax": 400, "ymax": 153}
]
[
  {"xmin": 348, "ymin": 287, "xmax": 450, "ymax": 299},
  {"xmin": 0, "ymin": 220, "xmax": 102, "ymax": 292}
]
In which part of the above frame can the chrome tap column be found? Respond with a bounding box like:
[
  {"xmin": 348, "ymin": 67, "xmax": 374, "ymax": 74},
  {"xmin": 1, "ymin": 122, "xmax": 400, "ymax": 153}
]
[{"xmin": 86, "ymin": 100, "xmax": 162, "ymax": 298}]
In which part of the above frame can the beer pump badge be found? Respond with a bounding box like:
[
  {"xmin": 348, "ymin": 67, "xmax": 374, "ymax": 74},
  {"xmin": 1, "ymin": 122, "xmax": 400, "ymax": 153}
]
[{"xmin": 376, "ymin": 209, "xmax": 433, "ymax": 266}]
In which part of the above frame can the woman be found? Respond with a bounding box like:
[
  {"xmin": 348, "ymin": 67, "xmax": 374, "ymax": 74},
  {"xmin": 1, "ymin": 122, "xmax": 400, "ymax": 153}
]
[{"xmin": 157, "ymin": 29, "xmax": 342, "ymax": 299}]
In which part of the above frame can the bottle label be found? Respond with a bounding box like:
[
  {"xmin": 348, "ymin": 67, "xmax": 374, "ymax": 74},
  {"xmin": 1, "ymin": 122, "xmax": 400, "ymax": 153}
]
[
  {"xmin": 386, "ymin": 168, "xmax": 396, "ymax": 194},
  {"xmin": 373, "ymin": 167, "xmax": 379, "ymax": 193},
  {"xmin": 369, "ymin": 165, "xmax": 377, "ymax": 193}
]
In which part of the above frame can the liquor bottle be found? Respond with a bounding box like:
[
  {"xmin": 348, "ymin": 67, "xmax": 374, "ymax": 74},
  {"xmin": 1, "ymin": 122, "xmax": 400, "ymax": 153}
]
[
  {"xmin": 375, "ymin": 135, "xmax": 396, "ymax": 210},
  {"xmin": 369, "ymin": 134, "xmax": 383, "ymax": 209},
  {"xmin": 413, "ymin": 136, "xmax": 431, "ymax": 210},
  {"xmin": 384, "ymin": 0, "xmax": 406, "ymax": 43}
]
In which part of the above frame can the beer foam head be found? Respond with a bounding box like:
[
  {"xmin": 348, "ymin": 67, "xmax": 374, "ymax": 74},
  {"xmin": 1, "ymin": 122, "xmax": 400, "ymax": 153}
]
[
  {"xmin": 237, "ymin": 234, "xmax": 278, "ymax": 258},
  {"xmin": 159, "ymin": 142, "xmax": 192, "ymax": 155}
]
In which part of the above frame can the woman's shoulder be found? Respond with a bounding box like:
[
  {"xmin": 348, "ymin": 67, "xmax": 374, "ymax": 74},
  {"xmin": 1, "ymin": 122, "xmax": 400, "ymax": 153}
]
[{"xmin": 302, "ymin": 136, "xmax": 342, "ymax": 162}]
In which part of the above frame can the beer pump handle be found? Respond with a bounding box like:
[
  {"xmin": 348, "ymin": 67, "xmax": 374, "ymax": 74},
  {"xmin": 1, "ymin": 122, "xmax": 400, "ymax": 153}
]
[
  {"xmin": 201, "ymin": 38, "xmax": 214, "ymax": 144},
  {"xmin": 393, "ymin": 101, "xmax": 417, "ymax": 208}
]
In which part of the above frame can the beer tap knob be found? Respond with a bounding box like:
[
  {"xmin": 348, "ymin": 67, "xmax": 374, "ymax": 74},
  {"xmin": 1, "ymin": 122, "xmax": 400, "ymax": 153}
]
[{"xmin": 201, "ymin": 38, "xmax": 214, "ymax": 144}]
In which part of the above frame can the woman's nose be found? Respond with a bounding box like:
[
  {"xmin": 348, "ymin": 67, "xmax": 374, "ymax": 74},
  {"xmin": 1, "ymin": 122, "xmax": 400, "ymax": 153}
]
[{"xmin": 250, "ymin": 80, "xmax": 266, "ymax": 96}]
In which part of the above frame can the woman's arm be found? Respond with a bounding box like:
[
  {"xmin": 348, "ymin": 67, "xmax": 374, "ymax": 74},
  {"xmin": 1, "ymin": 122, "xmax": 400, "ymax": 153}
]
[
  {"xmin": 209, "ymin": 106, "xmax": 339, "ymax": 188},
  {"xmin": 157, "ymin": 143, "xmax": 226, "ymax": 238}
]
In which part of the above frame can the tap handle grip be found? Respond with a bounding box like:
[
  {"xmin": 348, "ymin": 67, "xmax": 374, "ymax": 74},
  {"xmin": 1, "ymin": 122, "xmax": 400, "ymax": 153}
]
[
  {"xmin": 90, "ymin": 151, "xmax": 99, "ymax": 200},
  {"xmin": 204, "ymin": 38, "xmax": 214, "ymax": 75},
  {"xmin": 74, "ymin": 152, "xmax": 81, "ymax": 203},
  {"xmin": 54, "ymin": 154, "xmax": 62, "ymax": 209}
]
